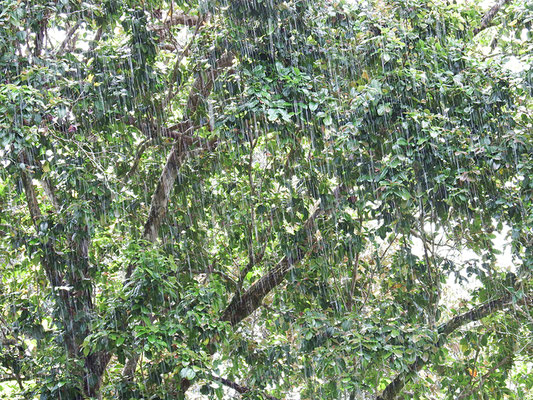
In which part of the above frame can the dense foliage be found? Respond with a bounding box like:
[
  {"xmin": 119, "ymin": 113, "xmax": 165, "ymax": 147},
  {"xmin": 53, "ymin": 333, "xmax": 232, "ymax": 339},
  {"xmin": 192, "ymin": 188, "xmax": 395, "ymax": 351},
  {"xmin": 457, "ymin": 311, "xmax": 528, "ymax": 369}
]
[{"xmin": 0, "ymin": 0, "xmax": 531, "ymax": 399}]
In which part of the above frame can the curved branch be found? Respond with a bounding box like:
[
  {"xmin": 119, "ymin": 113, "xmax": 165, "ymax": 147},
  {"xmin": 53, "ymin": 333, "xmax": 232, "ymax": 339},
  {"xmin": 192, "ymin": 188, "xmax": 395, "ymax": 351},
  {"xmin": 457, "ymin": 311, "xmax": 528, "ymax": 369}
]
[
  {"xmin": 141, "ymin": 141, "xmax": 189, "ymax": 243},
  {"xmin": 437, "ymin": 293, "xmax": 514, "ymax": 336},
  {"xmin": 151, "ymin": 13, "xmax": 200, "ymax": 31},
  {"xmin": 221, "ymin": 255, "xmax": 295, "ymax": 326},
  {"xmin": 139, "ymin": 52, "xmax": 233, "ymax": 245},
  {"xmin": 124, "ymin": 138, "xmax": 157, "ymax": 181},
  {"xmin": 164, "ymin": 16, "xmax": 205, "ymax": 107},
  {"xmin": 56, "ymin": 21, "xmax": 82, "ymax": 56}
]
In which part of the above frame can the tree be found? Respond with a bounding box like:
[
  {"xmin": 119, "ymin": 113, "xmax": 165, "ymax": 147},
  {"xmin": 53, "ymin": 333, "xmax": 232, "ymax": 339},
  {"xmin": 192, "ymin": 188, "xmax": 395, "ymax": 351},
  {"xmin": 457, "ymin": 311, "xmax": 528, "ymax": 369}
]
[{"xmin": 0, "ymin": 0, "xmax": 531, "ymax": 399}]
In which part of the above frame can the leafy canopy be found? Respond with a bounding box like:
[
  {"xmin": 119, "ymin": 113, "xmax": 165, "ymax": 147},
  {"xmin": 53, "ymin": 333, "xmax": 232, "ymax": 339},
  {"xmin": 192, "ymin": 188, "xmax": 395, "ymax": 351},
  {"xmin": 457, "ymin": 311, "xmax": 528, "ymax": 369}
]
[{"xmin": 0, "ymin": 0, "xmax": 531, "ymax": 399}]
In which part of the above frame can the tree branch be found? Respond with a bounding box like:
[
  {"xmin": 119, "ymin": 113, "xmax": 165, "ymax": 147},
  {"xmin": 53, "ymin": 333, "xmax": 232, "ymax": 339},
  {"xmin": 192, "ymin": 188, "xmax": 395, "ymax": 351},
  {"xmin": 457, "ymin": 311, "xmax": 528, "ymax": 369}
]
[
  {"xmin": 437, "ymin": 293, "xmax": 513, "ymax": 336},
  {"xmin": 56, "ymin": 21, "xmax": 82, "ymax": 56},
  {"xmin": 139, "ymin": 135, "xmax": 217, "ymax": 245},
  {"xmin": 221, "ymin": 186, "xmax": 345, "ymax": 325},
  {"xmin": 221, "ymin": 256, "xmax": 295, "ymax": 326},
  {"xmin": 124, "ymin": 138, "xmax": 157, "ymax": 181},
  {"xmin": 186, "ymin": 52, "xmax": 234, "ymax": 116},
  {"xmin": 164, "ymin": 16, "xmax": 205, "ymax": 107},
  {"xmin": 473, "ymin": 0, "xmax": 512, "ymax": 36},
  {"xmin": 151, "ymin": 13, "xmax": 200, "ymax": 30},
  {"xmin": 120, "ymin": 52, "xmax": 232, "ymax": 381},
  {"xmin": 139, "ymin": 52, "xmax": 233, "ymax": 245},
  {"xmin": 210, "ymin": 374, "xmax": 280, "ymax": 400},
  {"xmin": 375, "ymin": 292, "xmax": 525, "ymax": 400}
]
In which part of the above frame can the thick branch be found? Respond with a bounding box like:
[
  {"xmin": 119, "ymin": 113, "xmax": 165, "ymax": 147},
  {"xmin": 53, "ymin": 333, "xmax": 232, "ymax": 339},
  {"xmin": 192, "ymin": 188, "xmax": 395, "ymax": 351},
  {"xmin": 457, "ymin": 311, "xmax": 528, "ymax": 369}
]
[
  {"xmin": 20, "ymin": 151, "xmax": 108, "ymax": 396},
  {"xmin": 18, "ymin": 152, "xmax": 43, "ymax": 228},
  {"xmin": 124, "ymin": 139, "xmax": 157, "ymax": 181},
  {"xmin": 33, "ymin": 15, "xmax": 48, "ymax": 56},
  {"xmin": 221, "ymin": 256, "xmax": 295, "ymax": 326},
  {"xmin": 140, "ymin": 135, "xmax": 216, "ymax": 244},
  {"xmin": 56, "ymin": 21, "xmax": 82, "ymax": 55},
  {"xmin": 151, "ymin": 13, "xmax": 200, "ymax": 30},
  {"xmin": 211, "ymin": 375, "xmax": 280, "ymax": 400},
  {"xmin": 140, "ymin": 52, "xmax": 232, "ymax": 245},
  {"xmin": 221, "ymin": 187, "xmax": 345, "ymax": 325},
  {"xmin": 437, "ymin": 293, "xmax": 513, "ymax": 336},
  {"xmin": 376, "ymin": 292, "xmax": 520, "ymax": 400},
  {"xmin": 142, "ymin": 142, "xmax": 187, "ymax": 242},
  {"xmin": 121, "ymin": 53, "xmax": 231, "ymax": 380},
  {"xmin": 186, "ymin": 52, "xmax": 234, "ymax": 116},
  {"xmin": 473, "ymin": 0, "xmax": 512, "ymax": 36}
]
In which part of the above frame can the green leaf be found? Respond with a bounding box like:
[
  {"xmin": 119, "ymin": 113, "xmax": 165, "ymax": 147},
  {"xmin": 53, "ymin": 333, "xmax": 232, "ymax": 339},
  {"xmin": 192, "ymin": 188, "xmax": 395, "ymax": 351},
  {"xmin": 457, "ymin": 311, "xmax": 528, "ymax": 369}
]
[{"xmin": 180, "ymin": 367, "xmax": 196, "ymax": 380}]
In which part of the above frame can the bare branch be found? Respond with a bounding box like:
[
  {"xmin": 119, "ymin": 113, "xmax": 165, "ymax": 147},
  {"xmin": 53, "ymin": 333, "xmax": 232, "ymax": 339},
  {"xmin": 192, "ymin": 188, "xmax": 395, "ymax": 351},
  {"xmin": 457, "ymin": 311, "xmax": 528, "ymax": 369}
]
[
  {"xmin": 151, "ymin": 13, "xmax": 200, "ymax": 30},
  {"xmin": 121, "ymin": 49, "xmax": 232, "ymax": 383},
  {"xmin": 186, "ymin": 52, "xmax": 234, "ymax": 116},
  {"xmin": 437, "ymin": 293, "xmax": 516, "ymax": 336},
  {"xmin": 141, "ymin": 141, "xmax": 189, "ymax": 243},
  {"xmin": 139, "ymin": 52, "xmax": 233, "ymax": 245},
  {"xmin": 33, "ymin": 15, "xmax": 48, "ymax": 56},
  {"xmin": 124, "ymin": 138, "xmax": 157, "ymax": 181},
  {"xmin": 164, "ymin": 16, "xmax": 205, "ymax": 107},
  {"xmin": 221, "ymin": 256, "xmax": 294, "ymax": 326}
]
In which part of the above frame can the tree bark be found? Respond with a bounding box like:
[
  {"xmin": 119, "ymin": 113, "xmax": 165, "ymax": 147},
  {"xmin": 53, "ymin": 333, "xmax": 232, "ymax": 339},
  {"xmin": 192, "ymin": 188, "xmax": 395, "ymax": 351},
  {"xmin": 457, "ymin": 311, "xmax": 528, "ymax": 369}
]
[
  {"xmin": 211, "ymin": 374, "xmax": 281, "ymax": 400},
  {"xmin": 473, "ymin": 0, "xmax": 512, "ymax": 36},
  {"xmin": 221, "ymin": 187, "xmax": 345, "ymax": 325},
  {"xmin": 120, "ymin": 51, "xmax": 234, "ymax": 384},
  {"xmin": 376, "ymin": 292, "xmax": 522, "ymax": 400},
  {"xmin": 19, "ymin": 150, "xmax": 108, "ymax": 397}
]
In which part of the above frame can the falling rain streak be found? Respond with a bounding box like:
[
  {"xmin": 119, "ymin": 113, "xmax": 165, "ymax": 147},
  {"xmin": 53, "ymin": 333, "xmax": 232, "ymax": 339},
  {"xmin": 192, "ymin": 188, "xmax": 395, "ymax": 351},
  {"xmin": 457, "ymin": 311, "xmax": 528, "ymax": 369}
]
[{"xmin": 0, "ymin": 0, "xmax": 531, "ymax": 400}]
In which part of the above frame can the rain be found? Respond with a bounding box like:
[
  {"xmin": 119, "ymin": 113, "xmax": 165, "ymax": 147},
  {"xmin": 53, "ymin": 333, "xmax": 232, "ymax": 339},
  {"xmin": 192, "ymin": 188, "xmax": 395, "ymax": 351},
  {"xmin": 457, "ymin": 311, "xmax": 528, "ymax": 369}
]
[{"xmin": 0, "ymin": 0, "xmax": 531, "ymax": 400}]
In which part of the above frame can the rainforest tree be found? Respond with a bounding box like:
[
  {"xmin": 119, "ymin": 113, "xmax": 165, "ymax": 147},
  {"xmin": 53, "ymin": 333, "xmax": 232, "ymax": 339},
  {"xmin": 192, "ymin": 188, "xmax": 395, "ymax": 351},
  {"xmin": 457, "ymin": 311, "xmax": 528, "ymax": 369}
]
[{"xmin": 0, "ymin": 0, "xmax": 531, "ymax": 399}]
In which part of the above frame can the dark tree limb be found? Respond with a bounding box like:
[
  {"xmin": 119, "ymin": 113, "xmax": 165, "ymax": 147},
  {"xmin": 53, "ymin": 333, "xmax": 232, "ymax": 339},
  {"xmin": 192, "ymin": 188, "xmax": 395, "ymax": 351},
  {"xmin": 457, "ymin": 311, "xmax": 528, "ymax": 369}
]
[
  {"xmin": 186, "ymin": 52, "xmax": 234, "ymax": 115},
  {"xmin": 121, "ymin": 52, "xmax": 233, "ymax": 382},
  {"xmin": 151, "ymin": 13, "xmax": 200, "ymax": 30},
  {"xmin": 142, "ymin": 143, "xmax": 187, "ymax": 243},
  {"xmin": 221, "ymin": 256, "xmax": 296, "ymax": 326},
  {"xmin": 211, "ymin": 374, "xmax": 280, "ymax": 400},
  {"xmin": 437, "ymin": 293, "xmax": 514, "ymax": 336},
  {"xmin": 473, "ymin": 0, "xmax": 512, "ymax": 36},
  {"xmin": 18, "ymin": 152, "xmax": 44, "ymax": 228},
  {"xmin": 140, "ymin": 135, "xmax": 217, "ymax": 244},
  {"xmin": 124, "ymin": 138, "xmax": 157, "ymax": 181},
  {"xmin": 375, "ymin": 292, "xmax": 527, "ymax": 400},
  {"xmin": 221, "ymin": 186, "xmax": 345, "ymax": 325},
  {"xmin": 33, "ymin": 15, "xmax": 48, "ymax": 56},
  {"xmin": 139, "ymin": 52, "xmax": 233, "ymax": 245},
  {"xmin": 19, "ymin": 150, "xmax": 109, "ymax": 397}
]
